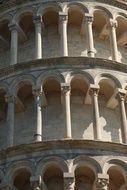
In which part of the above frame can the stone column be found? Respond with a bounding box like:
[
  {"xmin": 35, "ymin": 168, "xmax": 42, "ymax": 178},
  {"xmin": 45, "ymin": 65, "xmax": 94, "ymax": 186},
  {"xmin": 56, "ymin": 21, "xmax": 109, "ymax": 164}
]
[
  {"xmin": 33, "ymin": 88, "xmax": 43, "ymax": 142},
  {"xmin": 95, "ymin": 174, "xmax": 109, "ymax": 190},
  {"xmin": 61, "ymin": 83, "xmax": 72, "ymax": 139},
  {"xmin": 64, "ymin": 173, "xmax": 75, "ymax": 190},
  {"xmin": 34, "ymin": 16, "xmax": 42, "ymax": 59},
  {"xmin": 90, "ymin": 84, "xmax": 101, "ymax": 140},
  {"xmin": 8, "ymin": 23, "xmax": 18, "ymax": 65},
  {"xmin": 117, "ymin": 89, "xmax": 127, "ymax": 144},
  {"xmin": 109, "ymin": 19, "xmax": 118, "ymax": 62},
  {"xmin": 85, "ymin": 14, "xmax": 95, "ymax": 57},
  {"xmin": 5, "ymin": 95, "xmax": 15, "ymax": 147},
  {"xmin": 59, "ymin": 12, "xmax": 68, "ymax": 56},
  {"xmin": 30, "ymin": 176, "xmax": 42, "ymax": 190}
]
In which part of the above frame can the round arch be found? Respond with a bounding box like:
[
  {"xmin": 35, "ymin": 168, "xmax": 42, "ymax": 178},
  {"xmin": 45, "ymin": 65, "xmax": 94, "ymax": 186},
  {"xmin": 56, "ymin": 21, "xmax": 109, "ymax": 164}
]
[
  {"xmin": 10, "ymin": 74, "xmax": 36, "ymax": 95},
  {"xmin": 6, "ymin": 161, "xmax": 34, "ymax": 186},
  {"xmin": 72, "ymin": 156, "xmax": 102, "ymax": 174},
  {"xmin": 95, "ymin": 73, "xmax": 122, "ymax": 88},
  {"xmin": 37, "ymin": 3, "xmax": 62, "ymax": 16},
  {"xmin": 12, "ymin": 7, "xmax": 34, "ymax": 23},
  {"xmin": 67, "ymin": 71, "xmax": 94, "ymax": 85},
  {"xmin": 37, "ymin": 71, "xmax": 65, "ymax": 87},
  {"xmin": 0, "ymin": 81, "xmax": 9, "ymax": 94},
  {"xmin": 0, "ymin": 15, "xmax": 12, "ymax": 24},
  {"xmin": 103, "ymin": 158, "xmax": 127, "ymax": 178},
  {"xmin": 115, "ymin": 12, "xmax": 127, "ymax": 21},
  {"xmin": 35, "ymin": 156, "xmax": 68, "ymax": 176},
  {"xmin": 92, "ymin": 6, "xmax": 113, "ymax": 20},
  {"xmin": 66, "ymin": 2, "xmax": 89, "ymax": 14}
]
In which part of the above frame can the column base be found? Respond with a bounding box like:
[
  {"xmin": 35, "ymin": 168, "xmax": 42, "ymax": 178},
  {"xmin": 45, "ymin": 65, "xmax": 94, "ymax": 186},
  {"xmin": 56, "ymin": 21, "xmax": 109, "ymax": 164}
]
[
  {"xmin": 88, "ymin": 50, "xmax": 95, "ymax": 58},
  {"xmin": 64, "ymin": 137, "xmax": 72, "ymax": 140},
  {"xmin": 34, "ymin": 134, "xmax": 42, "ymax": 142}
]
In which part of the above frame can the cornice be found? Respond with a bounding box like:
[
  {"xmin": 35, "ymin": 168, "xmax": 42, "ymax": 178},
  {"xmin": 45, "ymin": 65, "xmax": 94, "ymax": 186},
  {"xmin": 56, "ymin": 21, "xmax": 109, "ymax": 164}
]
[
  {"xmin": 96, "ymin": 0, "xmax": 127, "ymax": 10},
  {"xmin": 0, "ymin": 140, "xmax": 127, "ymax": 160},
  {"xmin": 0, "ymin": 57, "xmax": 127, "ymax": 79},
  {"xmin": 0, "ymin": 0, "xmax": 127, "ymax": 12}
]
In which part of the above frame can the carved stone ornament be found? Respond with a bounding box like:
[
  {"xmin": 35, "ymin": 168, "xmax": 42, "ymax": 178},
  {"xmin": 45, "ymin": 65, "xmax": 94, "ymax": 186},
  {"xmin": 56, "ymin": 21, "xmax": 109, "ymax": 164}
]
[
  {"xmin": 61, "ymin": 84, "xmax": 71, "ymax": 95},
  {"xmin": 96, "ymin": 177, "xmax": 109, "ymax": 190}
]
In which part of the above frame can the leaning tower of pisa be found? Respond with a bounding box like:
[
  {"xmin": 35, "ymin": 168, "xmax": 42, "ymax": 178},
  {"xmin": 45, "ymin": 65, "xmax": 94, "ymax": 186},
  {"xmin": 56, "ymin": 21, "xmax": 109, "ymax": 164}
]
[{"xmin": 0, "ymin": 0, "xmax": 127, "ymax": 189}]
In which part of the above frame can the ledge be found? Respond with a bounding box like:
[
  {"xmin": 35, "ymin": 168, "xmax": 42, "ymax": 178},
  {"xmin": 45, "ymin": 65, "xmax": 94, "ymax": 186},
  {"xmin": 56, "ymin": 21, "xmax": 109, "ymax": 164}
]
[
  {"xmin": 0, "ymin": 0, "xmax": 127, "ymax": 14},
  {"xmin": 0, "ymin": 57, "xmax": 127, "ymax": 78},
  {"xmin": 0, "ymin": 139, "xmax": 127, "ymax": 160}
]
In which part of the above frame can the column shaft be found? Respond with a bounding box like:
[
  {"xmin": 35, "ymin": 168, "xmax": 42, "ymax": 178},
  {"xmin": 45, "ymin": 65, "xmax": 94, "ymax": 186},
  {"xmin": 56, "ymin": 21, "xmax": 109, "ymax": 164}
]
[
  {"xmin": 90, "ymin": 85, "xmax": 101, "ymax": 140},
  {"xmin": 33, "ymin": 89, "xmax": 43, "ymax": 142},
  {"xmin": 109, "ymin": 19, "xmax": 118, "ymax": 62},
  {"xmin": 64, "ymin": 173, "xmax": 75, "ymax": 190},
  {"xmin": 9, "ymin": 24, "xmax": 18, "ymax": 65},
  {"xmin": 118, "ymin": 92, "xmax": 127, "ymax": 144},
  {"xmin": 59, "ymin": 13, "xmax": 68, "ymax": 56},
  {"xmin": 61, "ymin": 84, "xmax": 72, "ymax": 138},
  {"xmin": 65, "ymin": 91, "xmax": 71, "ymax": 138},
  {"xmin": 85, "ymin": 14, "xmax": 95, "ymax": 57},
  {"xmin": 34, "ymin": 16, "xmax": 42, "ymax": 59},
  {"xmin": 6, "ymin": 96, "xmax": 15, "ymax": 147}
]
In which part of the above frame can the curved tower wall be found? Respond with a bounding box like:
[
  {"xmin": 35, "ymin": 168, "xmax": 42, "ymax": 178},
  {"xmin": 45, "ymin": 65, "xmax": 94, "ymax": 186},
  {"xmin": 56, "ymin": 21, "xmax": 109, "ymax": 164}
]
[{"xmin": 0, "ymin": 0, "xmax": 127, "ymax": 190}]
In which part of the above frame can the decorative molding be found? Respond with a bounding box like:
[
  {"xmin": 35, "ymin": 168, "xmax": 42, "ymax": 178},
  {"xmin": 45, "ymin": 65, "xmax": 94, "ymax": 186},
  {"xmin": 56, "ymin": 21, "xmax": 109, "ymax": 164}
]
[
  {"xmin": 0, "ymin": 57, "xmax": 127, "ymax": 80},
  {"xmin": 0, "ymin": 0, "xmax": 127, "ymax": 14},
  {"xmin": 0, "ymin": 140, "xmax": 127, "ymax": 160}
]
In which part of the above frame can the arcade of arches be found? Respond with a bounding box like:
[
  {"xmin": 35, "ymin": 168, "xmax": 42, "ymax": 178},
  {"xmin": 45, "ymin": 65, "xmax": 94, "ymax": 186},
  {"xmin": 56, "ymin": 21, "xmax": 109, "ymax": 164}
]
[
  {"xmin": 1, "ymin": 2, "xmax": 127, "ymax": 66},
  {"xmin": 0, "ymin": 1, "xmax": 127, "ymax": 190},
  {"xmin": 2, "ymin": 158, "xmax": 127, "ymax": 190},
  {"xmin": 0, "ymin": 70, "xmax": 127, "ymax": 147}
]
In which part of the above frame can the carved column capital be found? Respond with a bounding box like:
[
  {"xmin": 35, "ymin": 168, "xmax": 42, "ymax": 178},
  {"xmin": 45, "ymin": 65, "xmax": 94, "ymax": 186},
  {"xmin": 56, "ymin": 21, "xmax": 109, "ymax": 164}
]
[
  {"xmin": 85, "ymin": 13, "xmax": 94, "ymax": 23},
  {"xmin": 59, "ymin": 12, "xmax": 68, "ymax": 23},
  {"xmin": 64, "ymin": 173, "xmax": 75, "ymax": 190},
  {"xmin": 33, "ymin": 15, "xmax": 42, "ymax": 25},
  {"xmin": 8, "ymin": 23, "xmax": 19, "ymax": 32},
  {"xmin": 95, "ymin": 174, "xmax": 109, "ymax": 190},
  {"xmin": 89, "ymin": 84, "xmax": 100, "ymax": 96},
  {"xmin": 118, "ymin": 92, "xmax": 126, "ymax": 101},
  {"xmin": 5, "ymin": 95, "xmax": 16, "ymax": 103},
  {"xmin": 116, "ymin": 88, "xmax": 127, "ymax": 101},
  {"xmin": 61, "ymin": 83, "xmax": 71, "ymax": 95},
  {"xmin": 32, "ymin": 88, "xmax": 44, "ymax": 97},
  {"xmin": 109, "ymin": 19, "xmax": 118, "ymax": 28},
  {"xmin": 30, "ymin": 176, "xmax": 42, "ymax": 190}
]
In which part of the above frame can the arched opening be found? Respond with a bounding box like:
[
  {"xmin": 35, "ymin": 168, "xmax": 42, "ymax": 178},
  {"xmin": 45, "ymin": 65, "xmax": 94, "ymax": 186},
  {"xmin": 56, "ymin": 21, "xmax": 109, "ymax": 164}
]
[
  {"xmin": 42, "ymin": 9, "xmax": 59, "ymax": 58},
  {"xmin": 15, "ymin": 82, "xmax": 34, "ymax": 145},
  {"xmin": 98, "ymin": 78, "xmax": 121, "ymax": 143},
  {"xmin": 75, "ymin": 166, "xmax": 95, "ymax": 190},
  {"xmin": 70, "ymin": 75, "xmax": 93, "ymax": 139},
  {"xmin": 68, "ymin": 6, "xmax": 85, "ymax": 56},
  {"xmin": 116, "ymin": 16, "xmax": 127, "ymax": 63},
  {"xmin": 13, "ymin": 168, "xmax": 32, "ymax": 190},
  {"xmin": 18, "ymin": 12, "xmax": 34, "ymax": 62},
  {"xmin": 43, "ymin": 78, "xmax": 64, "ymax": 140},
  {"xmin": 108, "ymin": 166, "xmax": 125, "ymax": 190},
  {"xmin": 93, "ymin": 10, "xmax": 110, "ymax": 59},
  {"xmin": 43, "ymin": 165, "xmax": 64, "ymax": 190},
  {"xmin": 0, "ymin": 88, "xmax": 7, "ymax": 148},
  {"xmin": 0, "ymin": 19, "xmax": 10, "ymax": 68}
]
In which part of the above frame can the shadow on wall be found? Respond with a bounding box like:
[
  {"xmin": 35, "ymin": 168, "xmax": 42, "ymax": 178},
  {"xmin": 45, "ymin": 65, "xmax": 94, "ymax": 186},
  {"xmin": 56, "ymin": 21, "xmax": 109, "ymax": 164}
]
[{"xmin": 100, "ymin": 102, "xmax": 121, "ymax": 143}]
